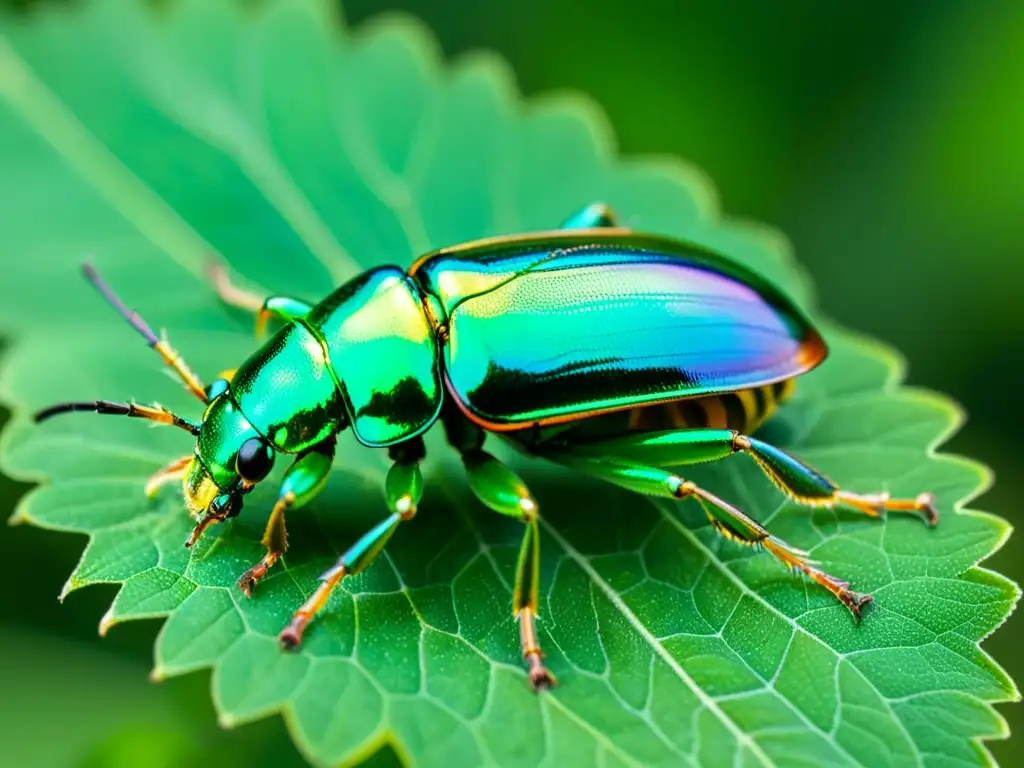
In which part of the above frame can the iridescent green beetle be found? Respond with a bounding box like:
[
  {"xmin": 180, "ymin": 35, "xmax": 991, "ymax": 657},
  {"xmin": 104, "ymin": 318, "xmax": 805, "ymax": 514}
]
[{"xmin": 36, "ymin": 204, "xmax": 936, "ymax": 690}]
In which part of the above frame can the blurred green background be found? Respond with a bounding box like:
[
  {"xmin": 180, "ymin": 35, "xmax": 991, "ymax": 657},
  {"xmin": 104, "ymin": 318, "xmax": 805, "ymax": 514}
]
[{"xmin": 2, "ymin": 0, "xmax": 1021, "ymax": 765}]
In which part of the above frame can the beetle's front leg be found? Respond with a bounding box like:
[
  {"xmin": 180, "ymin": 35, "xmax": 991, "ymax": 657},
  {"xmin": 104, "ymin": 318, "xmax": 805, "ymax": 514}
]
[
  {"xmin": 277, "ymin": 438, "xmax": 425, "ymax": 647},
  {"xmin": 237, "ymin": 438, "xmax": 336, "ymax": 597}
]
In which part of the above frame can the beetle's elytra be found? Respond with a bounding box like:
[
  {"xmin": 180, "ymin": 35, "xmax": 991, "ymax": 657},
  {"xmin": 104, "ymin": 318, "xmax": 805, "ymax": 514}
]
[{"xmin": 36, "ymin": 203, "xmax": 937, "ymax": 690}]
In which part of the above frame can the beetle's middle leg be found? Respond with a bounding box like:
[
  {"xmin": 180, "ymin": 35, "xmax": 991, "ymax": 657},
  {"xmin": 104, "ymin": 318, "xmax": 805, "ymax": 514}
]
[
  {"xmin": 207, "ymin": 262, "xmax": 313, "ymax": 339},
  {"xmin": 237, "ymin": 438, "xmax": 336, "ymax": 597},
  {"xmin": 443, "ymin": 410, "xmax": 556, "ymax": 690},
  {"xmin": 277, "ymin": 438, "xmax": 425, "ymax": 647}
]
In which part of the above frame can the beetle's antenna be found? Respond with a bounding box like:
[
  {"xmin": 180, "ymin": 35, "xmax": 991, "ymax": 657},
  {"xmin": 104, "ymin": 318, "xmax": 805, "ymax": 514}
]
[
  {"xmin": 83, "ymin": 261, "xmax": 209, "ymax": 404},
  {"xmin": 34, "ymin": 400, "xmax": 201, "ymax": 436}
]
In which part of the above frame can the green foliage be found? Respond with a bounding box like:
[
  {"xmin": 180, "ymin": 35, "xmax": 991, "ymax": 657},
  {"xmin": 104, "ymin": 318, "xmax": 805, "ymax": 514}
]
[{"xmin": 0, "ymin": 1, "xmax": 1017, "ymax": 765}]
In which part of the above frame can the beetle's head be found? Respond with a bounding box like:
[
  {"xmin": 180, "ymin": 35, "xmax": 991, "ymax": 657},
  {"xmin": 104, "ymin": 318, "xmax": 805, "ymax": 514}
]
[
  {"xmin": 183, "ymin": 382, "xmax": 277, "ymax": 519},
  {"xmin": 31, "ymin": 262, "xmax": 284, "ymax": 535}
]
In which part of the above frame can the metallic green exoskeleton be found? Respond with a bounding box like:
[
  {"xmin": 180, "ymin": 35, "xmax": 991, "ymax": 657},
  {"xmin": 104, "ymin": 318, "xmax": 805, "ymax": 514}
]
[{"xmin": 37, "ymin": 204, "xmax": 937, "ymax": 690}]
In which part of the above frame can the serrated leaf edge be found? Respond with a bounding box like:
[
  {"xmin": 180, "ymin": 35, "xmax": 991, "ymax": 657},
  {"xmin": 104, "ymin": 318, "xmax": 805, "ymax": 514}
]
[{"xmin": 0, "ymin": 1, "xmax": 1017, "ymax": 766}]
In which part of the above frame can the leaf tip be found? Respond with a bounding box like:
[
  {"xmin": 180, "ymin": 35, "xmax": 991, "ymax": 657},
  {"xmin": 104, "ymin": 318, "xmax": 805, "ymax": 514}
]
[
  {"xmin": 7, "ymin": 498, "xmax": 37, "ymax": 527},
  {"xmin": 149, "ymin": 666, "xmax": 166, "ymax": 683},
  {"xmin": 98, "ymin": 607, "xmax": 117, "ymax": 637},
  {"xmin": 990, "ymin": 516, "xmax": 1015, "ymax": 557},
  {"xmin": 57, "ymin": 577, "xmax": 81, "ymax": 603},
  {"xmin": 1006, "ymin": 674, "xmax": 1023, "ymax": 705}
]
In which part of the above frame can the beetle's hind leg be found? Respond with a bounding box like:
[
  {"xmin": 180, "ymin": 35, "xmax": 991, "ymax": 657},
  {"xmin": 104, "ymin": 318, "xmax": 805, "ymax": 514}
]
[
  {"xmin": 562, "ymin": 428, "xmax": 938, "ymax": 525},
  {"xmin": 206, "ymin": 262, "xmax": 313, "ymax": 339},
  {"xmin": 547, "ymin": 450, "xmax": 873, "ymax": 619},
  {"xmin": 733, "ymin": 434, "xmax": 938, "ymax": 526},
  {"xmin": 561, "ymin": 202, "xmax": 621, "ymax": 229}
]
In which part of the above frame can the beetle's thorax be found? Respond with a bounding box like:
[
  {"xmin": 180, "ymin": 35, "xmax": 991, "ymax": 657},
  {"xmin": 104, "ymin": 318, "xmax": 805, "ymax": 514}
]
[
  {"xmin": 221, "ymin": 267, "xmax": 443, "ymax": 457},
  {"xmin": 303, "ymin": 266, "xmax": 442, "ymax": 447},
  {"xmin": 230, "ymin": 321, "xmax": 344, "ymax": 453}
]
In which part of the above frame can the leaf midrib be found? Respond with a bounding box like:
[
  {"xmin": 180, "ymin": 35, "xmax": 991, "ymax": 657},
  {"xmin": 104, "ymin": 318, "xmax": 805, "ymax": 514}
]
[
  {"xmin": 541, "ymin": 519, "xmax": 778, "ymax": 768},
  {"xmin": 0, "ymin": 39, "xmax": 211, "ymax": 281},
  {"xmin": 264, "ymin": 503, "xmax": 658, "ymax": 768},
  {"xmin": 652, "ymin": 492, "xmax": 924, "ymax": 768},
  {"xmin": 130, "ymin": 21, "xmax": 359, "ymax": 285},
  {"xmin": 437, "ymin": 485, "xmax": 671, "ymax": 768}
]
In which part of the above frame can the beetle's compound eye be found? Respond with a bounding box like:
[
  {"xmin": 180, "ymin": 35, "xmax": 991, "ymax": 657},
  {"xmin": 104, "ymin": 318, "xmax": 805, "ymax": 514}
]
[{"xmin": 237, "ymin": 437, "xmax": 275, "ymax": 483}]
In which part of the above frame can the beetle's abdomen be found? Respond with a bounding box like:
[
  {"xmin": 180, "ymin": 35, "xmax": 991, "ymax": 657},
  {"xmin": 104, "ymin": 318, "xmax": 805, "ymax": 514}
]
[
  {"xmin": 232, "ymin": 322, "xmax": 345, "ymax": 453},
  {"xmin": 413, "ymin": 236, "xmax": 825, "ymax": 430},
  {"xmin": 625, "ymin": 380, "xmax": 796, "ymax": 435},
  {"xmin": 517, "ymin": 380, "xmax": 796, "ymax": 446},
  {"xmin": 306, "ymin": 267, "xmax": 442, "ymax": 447}
]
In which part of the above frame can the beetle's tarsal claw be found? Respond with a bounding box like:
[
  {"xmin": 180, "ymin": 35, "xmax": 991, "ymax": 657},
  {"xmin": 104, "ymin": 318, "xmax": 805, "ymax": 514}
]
[
  {"xmin": 517, "ymin": 609, "xmax": 556, "ymax": 691},
  {"xmin": 237, "ymin": 563, "xmax": 267, "ymax": 598},
  {"xmin": 278, "ymin": 627, "xmax": 300, "ymax": 650},
  {"xmin": 917, "ymin": 493, "xmax": 939, "ymax": 527},
  {"xmin": 844, "ymin": 590, "xmax": 874, "ymax": 622},
  {"xmin": 236, "ymin": 552, "xmax": 281, "ymax": 597},
  {"xmin": 526, "ymin": 653, "xmax": 557, "ymax": 692},
  {"xmin": 821, "ymin": 571, "xmax": 873, "ymax": 621},
  {"xmin": 791, "ymin": 557, "xmax": 873, "ymax": 621},
  {"xmin": 238, "ymin": 579, "xmax": 254, "ymax": 599},
  {"xmin": 834, "ymin": 489, "xmax": 939, "ymax": 527},
  {"xmin": 278, "ymin": 616, "xmax": 309, "ymax": 650},
  {"xmin": 278, "ymin": 566, "xmax": 348, "ymax": 650}
]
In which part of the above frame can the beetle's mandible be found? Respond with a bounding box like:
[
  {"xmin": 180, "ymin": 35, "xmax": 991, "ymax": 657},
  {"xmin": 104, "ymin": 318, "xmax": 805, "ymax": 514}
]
[{"xmin": 36, "ymin": 203, "xmax": 937, "ymax": 690}]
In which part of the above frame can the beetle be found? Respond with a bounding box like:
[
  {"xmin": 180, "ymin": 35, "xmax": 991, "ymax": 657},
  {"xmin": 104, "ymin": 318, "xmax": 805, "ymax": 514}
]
[{"xmin": 36, "ymin": 203, "xmax": 936, "ymax": 690}]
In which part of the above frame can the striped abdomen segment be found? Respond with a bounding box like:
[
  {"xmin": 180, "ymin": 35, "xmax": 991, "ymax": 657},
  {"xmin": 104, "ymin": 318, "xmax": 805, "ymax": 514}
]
[{"xmin": 627, "ymin": 380, "xmax": 796, "ymax": 435}]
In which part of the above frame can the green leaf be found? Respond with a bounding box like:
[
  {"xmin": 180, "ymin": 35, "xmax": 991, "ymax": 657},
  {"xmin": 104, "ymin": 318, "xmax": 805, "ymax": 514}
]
[{"xmin": 0, "ymin": 1, "xmax": 1017, "ymax": 766}]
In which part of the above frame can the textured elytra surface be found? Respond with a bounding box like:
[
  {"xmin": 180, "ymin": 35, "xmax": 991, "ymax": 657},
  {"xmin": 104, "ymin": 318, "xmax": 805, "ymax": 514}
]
[{"xmin": 0, "ymin": 1, "xmax": 1017, "ymax": 766}]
